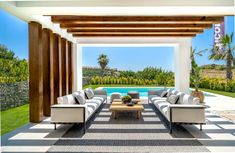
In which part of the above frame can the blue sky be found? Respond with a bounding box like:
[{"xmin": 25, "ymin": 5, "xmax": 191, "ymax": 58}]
[
  {"xmin": 0, "ymin": 9, "xmax": 234, "ymax": 71},
  {"xmin": 0, "ymin": 10, "xmax": 28, "ymax": 59}
]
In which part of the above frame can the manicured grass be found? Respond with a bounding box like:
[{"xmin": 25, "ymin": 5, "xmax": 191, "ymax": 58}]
[
  {"xmin": 1, "ymin": 104, "xmax": 29, "ymax": 135},
  {"xmin": 199, "ymin": 88, "xmax": 235, "ymax": 98}
]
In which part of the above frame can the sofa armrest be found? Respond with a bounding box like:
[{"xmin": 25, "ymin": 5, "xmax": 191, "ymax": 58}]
[
  {"xmin": 51, "ymin": 104, "xmax": 86, "ymax": 108},
  {"xmin": 51, "ymin": 104, "xmax": 88, "ymax": 123},
  {"xmin": 93, "ymin": 89, "xmax": 107, "ymax": 96},
  {"xmin": 168, "ymin": 104, "xmax": 206, "ymax": 123},
  {"xmin": 169, "ymin": 104, "xmax": 206, "ymax": 109}
]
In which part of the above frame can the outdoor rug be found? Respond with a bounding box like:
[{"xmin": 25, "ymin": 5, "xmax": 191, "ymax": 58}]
[{"xmin": 47, "ymin": 101, "xmax": 210, "ymax": 153}]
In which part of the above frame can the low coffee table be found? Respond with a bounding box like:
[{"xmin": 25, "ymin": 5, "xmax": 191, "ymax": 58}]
[{"xmin": 110, "ymin": 99, "xmax": 144, "ymax": 119}]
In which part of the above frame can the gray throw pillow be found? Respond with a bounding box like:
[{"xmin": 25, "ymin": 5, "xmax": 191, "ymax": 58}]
[
  {"xmin": 88, "ymin": 88, "xmax": 95, "ymax": 97},
  {"xmin": 166, "ymin": 94, "xmax": 179, "ymax": 104},
  {"xmin": 160, "ymin": 90, "xmax": 168, "ymax": 97},
  {"xmin": 73, "ymin": 92, "xmax": 86, "ymax": 104},
  {"xmin": 167, "ymin": 92, "xmax": 172, "ymax": 99},
  {"xmin": 166, "ymin": 89, "xmax": 173, "ymax": 98},
  {"xmin": 84, "ymin": 88, "xmax": 94, "ymax": 99}
]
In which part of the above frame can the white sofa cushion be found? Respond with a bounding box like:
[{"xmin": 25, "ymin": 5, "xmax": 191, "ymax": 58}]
[
  {"xmin": 153, "ymin": 99, "xmax": 169, "ymax": 110},
  {"xmin": 151, "ymin": 96, "xmax": 166, "ymax": 101},
  {"xmin": 93, "ymin": 96, "xmax": 105, "ymax": 102},
  {"xmin": 86, "ymin": 99, "xmax": 102, "ymax": 108},
  {"xmin": 86, "ymin": 105, "xmax": 96, "ymax": 118},
  {"xmin": 153, "ymin": 100, "xmax": 170, "ymax": 119},
  {"xmin": 179, "ymin": 94, "xmax": 200, "ymax": 105},
  {"xmin": 57, "ymin": 94, "xmax": 76, "ymax": 104}
]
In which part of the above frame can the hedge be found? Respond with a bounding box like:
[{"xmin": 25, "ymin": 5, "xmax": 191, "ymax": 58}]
[
  {"xmin": 199, "ymin": 77, "xmax": 235, "ymax": 92},
  {"xmin": 89, "ymin": 76, "xmax": 235, "ymax": 93},
  {"xmin": 89, "ymin": 76, "xmax": 174, "ymax": 86}
]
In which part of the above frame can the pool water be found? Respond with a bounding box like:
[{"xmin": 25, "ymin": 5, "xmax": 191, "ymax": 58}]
[{"xmin": 100, "ymin": 87, "xmax": 214, "ymax": 97}]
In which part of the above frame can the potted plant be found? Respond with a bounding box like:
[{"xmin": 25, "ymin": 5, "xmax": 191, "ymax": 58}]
[
  {"xmin": 191, "ymin": 66, "xmax": 204, "ymax": 103},
  {"xmin": 121, "ymin": 95, "xmax": 132, "ymax": 104}
]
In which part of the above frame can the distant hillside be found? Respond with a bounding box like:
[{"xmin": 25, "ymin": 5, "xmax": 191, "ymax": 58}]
[
  {"xmin": 200, "ymin": 64, "xmax": 235, "ymax": 70},
  {"xmin": 200, "ymin": 64, "xmax": 235, "ymax": 79},
  {"xmin": 83, "ymin": 66, "xmax": 120, "ymax": 77}
]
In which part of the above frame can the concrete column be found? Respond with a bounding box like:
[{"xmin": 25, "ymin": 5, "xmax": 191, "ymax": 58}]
[
  {"xmin": 174, "ymin": 38, "xmax": 192, "ymax": 93},
  {"xmin": 73, "ymin": 44, "xmax": 83, "ymax": 91}
]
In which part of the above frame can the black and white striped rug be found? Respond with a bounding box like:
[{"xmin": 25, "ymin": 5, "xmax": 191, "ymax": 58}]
[{"xmin": 47, "ymin": 102, "xmax": 209, "ymax": 153}]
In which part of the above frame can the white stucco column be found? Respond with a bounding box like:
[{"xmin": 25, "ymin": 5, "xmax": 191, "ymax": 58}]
[
  {"xmin": 73, "ymin": 44, "xmax": 83, "ymax": 91},
  {"xmin": 174, "ymin": 38, "xmax": 192, "ymax": 93}
]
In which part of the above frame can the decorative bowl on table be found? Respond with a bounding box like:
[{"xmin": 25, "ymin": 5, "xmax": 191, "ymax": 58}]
[
  {"xmin": 122, "ymin": 95, "xmax": 132, "ymax": 104},
  {"xmin": 132, "ymin": 101, "xmax": 138, "ymax": 104},
  {"xmin": 126, "ymin": 102, "xmax": 135, "ymax": 106}
]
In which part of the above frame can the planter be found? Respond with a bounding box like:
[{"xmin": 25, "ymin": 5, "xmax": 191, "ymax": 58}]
[
  {"xmin": 191, "ymin": 90, "xmax": 204, "ymax": 103},
  {"xmin": 122, "ymin": 95, "xmax": 132, "ymax": 104}
]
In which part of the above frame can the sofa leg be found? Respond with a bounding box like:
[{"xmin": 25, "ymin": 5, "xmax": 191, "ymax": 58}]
[
  {"xmin": 200, "ymin": 124, "xmax": 202, "ymax": 131},
  {"xmin": 83, "ymin": 123, "xmax": 86, "ymax": 134},
  {"xmin": 169, "ymin": 122, "xmax": 172, "ymax": 134},
  {"xmin": 54, "ymin": 123, "xmax": 56, "ymax": 130}
]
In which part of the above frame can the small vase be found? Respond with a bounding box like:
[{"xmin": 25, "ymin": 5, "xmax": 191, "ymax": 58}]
[{"xmin": 191, "ymin": 90, "xmax": 204, "ymax": 103}]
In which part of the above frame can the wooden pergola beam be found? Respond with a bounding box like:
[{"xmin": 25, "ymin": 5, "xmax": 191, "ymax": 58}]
[
  {"xmin": 73, "ymin": 33, "xmax": 196, "ymax": 37},
  {"xmin": 29, "ymin": 22, "xmax": 43, "ymax": 123},
  {"xmin": 42, "ymin": 28, "xmax": 52, "ymax": 117},
  {"xmin": 51, "ymin": 15, "xmax": 223, "ymax": 23},
  {"xmin": 67, "ymin": 29, "xmax": 203, "ymax": 33},
  {"xmin": 61, "ymin": 23, "xmax": 212, "ymax": 29}
]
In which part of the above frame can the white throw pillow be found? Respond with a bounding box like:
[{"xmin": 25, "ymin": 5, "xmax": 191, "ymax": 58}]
[{"xmin": 57, "ymin": 95, "xmax": 76, "ymax": 104}]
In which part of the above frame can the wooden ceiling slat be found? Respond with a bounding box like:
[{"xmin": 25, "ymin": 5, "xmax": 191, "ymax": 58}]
[
  {"xmin": 50, "ymin": 15, "xmax": 223, "ymax": 37},
  {"xmin": 73, "ymin": 33, "xmax": 196, "ymax": 37},
  {"xmin": 67, "ymin": 29, "xmax": 203, "ymax": 33},
  {"xmin": 71, "ymin": 32, "xmax": 199, "ymax": 35},
  {"xmin": 51, "ymin": 15, "xmax": 223, "ymax": 23},
  {"xmin": 61, "ymin": 23, "xmax": 212, "ymax": 29}
]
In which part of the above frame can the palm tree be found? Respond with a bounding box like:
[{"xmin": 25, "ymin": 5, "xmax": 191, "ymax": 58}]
[
  {"xmin": 97, "ymin": 54, "xmax": 109, "ymax": 76},
  {"xmin": 209, "ymin": 33, "xmax": 235, "ymax": 80},
  {"xmin": 190, "ymin": 47, "xmax": 207, "ymax": 75}
]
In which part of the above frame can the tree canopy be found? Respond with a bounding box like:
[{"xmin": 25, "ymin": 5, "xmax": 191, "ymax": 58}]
[{"xmin": 0, "ymin": 44, "xmax": 28, "ymax": 83}]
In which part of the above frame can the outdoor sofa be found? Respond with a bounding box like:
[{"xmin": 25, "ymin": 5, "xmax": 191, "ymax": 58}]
[
  {"xmin": 148, "ymin": 89, "xmax": 206, "ymax": 133},
  {"xmin": 51, "ymin": 88, "xmax": 107, "ymax": 133}
]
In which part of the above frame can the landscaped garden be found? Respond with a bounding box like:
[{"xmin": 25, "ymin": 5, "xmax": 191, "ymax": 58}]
[{"xmin": 0, "ymin": 45, "xmax": 29, "ymax": 135}]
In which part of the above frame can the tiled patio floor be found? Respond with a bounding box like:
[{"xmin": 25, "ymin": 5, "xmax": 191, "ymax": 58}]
[{"xmin": 1, "ymin": 93, "xmax": 235, "ymax": 153}]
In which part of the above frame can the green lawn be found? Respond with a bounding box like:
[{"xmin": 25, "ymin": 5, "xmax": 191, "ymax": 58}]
[
  {"xmin": 1, "ymin": 104, "xmax": 29, "ymax": 135},
  {"xmin": 199, "ymin": 88, "xmax": 235, "ymax": 98}
]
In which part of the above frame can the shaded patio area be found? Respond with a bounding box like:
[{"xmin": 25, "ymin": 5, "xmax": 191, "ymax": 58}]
[{"xmin": 2, "ymin": 97, "xmax": 235, "ymax": 153}]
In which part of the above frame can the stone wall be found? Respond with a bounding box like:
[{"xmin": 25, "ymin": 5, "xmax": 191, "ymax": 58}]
[
  {"xmin": 0, "ymin": 81, "xmax": 29, "ymax": 111},
  {"xmin": 83, "ymin": 77, "xmax": 90, "ymax": 87}
]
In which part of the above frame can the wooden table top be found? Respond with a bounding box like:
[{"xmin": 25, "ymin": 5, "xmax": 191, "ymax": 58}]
[{"xmin": 110, "ymin": 101, "xmax": 144, "ymax": 111}]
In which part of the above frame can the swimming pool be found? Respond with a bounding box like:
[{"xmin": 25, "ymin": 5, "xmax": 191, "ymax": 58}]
[{"xmin": 100, "ymin": 87, "xmax": 214, "ymax": 97}]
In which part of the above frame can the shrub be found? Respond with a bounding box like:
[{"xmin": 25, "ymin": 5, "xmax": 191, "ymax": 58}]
[{"xmin": 199, "ymin": 77, "xmax": 235, "ymax": 92}]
